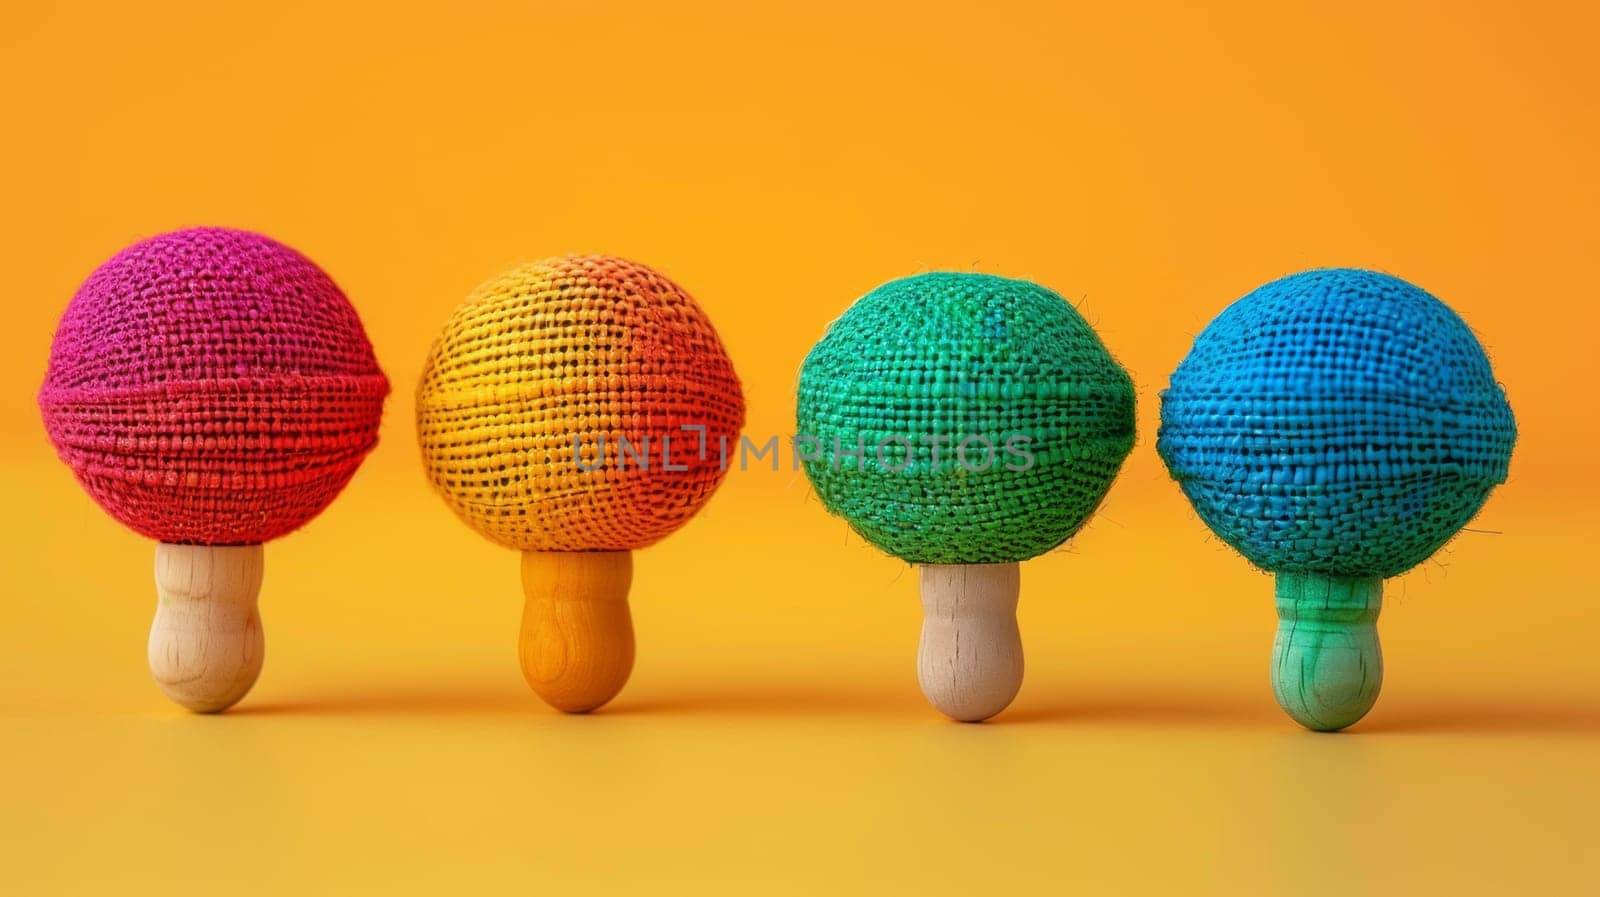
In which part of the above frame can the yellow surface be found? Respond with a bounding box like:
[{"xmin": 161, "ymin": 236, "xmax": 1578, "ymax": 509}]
[{"xmin": 3, "ymin": 1, "xmax": 1597, "ymax": 894}]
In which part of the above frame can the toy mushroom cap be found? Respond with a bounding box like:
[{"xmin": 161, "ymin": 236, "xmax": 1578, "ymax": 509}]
[
  {"xmin": 38, "ymin": 227, "xmax": 389, "ymax": 545},
  {"xmin": 416, "ymin": 255, "xmax": 744, "ymax": 552},
  {"xmin": 1158, "ymin": 268, "xmax": 1516, "ymax": 578},
  {"xmin": 797, "ymin": 272, "xmax": 1136, "ymax": 565}
]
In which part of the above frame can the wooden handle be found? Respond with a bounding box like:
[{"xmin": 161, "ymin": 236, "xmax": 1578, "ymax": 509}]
[
  {"xmin": 917, "ymin": 562, "xmax": 1024, "ymax": 722},
  {"xmin": 148, "ymin": 543, "xmax": 265, "ymax": 713},
  {"xmin": 519, "ymin": 550, "xmax": 635, "ymax": 713},
  {"xmin": 1272, "ymin": 572, "xmax": 1383, "ymax": 732}
]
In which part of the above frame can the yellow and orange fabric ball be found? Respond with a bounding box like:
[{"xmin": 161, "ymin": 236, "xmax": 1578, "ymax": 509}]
[{"xmin": 417, "ymin": 255, "xmax": 744, "ymax": 551}]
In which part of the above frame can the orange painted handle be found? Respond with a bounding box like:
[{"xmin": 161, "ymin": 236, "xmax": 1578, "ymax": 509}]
[{"xmin": 518, "ymin": 550, "xmax": 635, "ymax": 713}]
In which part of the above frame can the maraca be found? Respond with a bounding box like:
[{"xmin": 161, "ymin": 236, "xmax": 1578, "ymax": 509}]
[
  {"xmin": 797, "ymin": 273, "xmax": 1136, "ymax": 722},
  {"xmin": 38, "ymin": 227, "xmax": 389, "ymax": 712},
  {"xmin": 417, "ymin": 255, "xmax": 743, "ymax": 713},
  {"xmin": 1158, "ymin": 268, "xmax": 1516, "ymax": 731}
]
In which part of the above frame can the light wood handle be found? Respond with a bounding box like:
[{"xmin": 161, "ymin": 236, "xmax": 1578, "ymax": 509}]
[
  {"xmin": 519, "ymin": 550, "xmax": 635, "ymax": 713},
  {"xmin": 917, "ymin": 562, "xmax": 1024, "ymax": 722},
  {"xmin": 1271, "ymin": 571, "xmax": 1383, "ymax": 732},
  {"xmin": 148, "ymin": 543, "xmax": 265, "ymax": 713}
]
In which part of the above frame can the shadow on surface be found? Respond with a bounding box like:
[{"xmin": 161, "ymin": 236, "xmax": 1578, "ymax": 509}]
[
  {"xmin": 1358, "ymin": 700, "xmax": 1600, "ymax": 736},
  {"xmin": 227, "ymin": 683, "xmax": 1600, "ymax": 734},
  {"xmin": 605, "ymin": 684, "xmax": 921, "ymax": 718},
  {"xmin": 230, "ymin": 686, "xmax": 535, "ymax": 718},
  {"xmin": 228, "ymin": 682, "xmax": 918, "ymax": 720},
  {"xmin": 1000, "ymin": 693, "xmax": 1270, "ymax": 727},
  {"xmin": 229, "ymin": 681, "xmax": 1270, "ymax": 725}
]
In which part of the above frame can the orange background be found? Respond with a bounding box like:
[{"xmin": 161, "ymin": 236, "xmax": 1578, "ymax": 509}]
[{"xmin": 2, "ymin": 2, "xmax": 1596, "ymax": 894}]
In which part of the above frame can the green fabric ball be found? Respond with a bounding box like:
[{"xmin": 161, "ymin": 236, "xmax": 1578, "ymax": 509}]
[{"xmin": 797, "ymin": 273, "xmax": 1136, "ymax": 564}]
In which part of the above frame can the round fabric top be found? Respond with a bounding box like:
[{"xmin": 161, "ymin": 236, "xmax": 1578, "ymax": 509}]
[
  {"xmin": 39, "ymin": 227, "xmax": 389, "ymax": 545},
  {"xmin": 416, "ymin": 255, "xmax": 744, "ymax": 552},
  {"xmin": 797, "ymin": 272, "xmax": 1136, "ymax": 565},
  {"xmin": 1157, "ymin": 268, "xmax": 1516, "ymax": 578}
]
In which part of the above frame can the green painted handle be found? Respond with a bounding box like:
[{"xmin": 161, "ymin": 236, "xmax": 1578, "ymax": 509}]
[{"xmin": 1271, "ymin": 572, "xmax": 1383, "ymax": 732}]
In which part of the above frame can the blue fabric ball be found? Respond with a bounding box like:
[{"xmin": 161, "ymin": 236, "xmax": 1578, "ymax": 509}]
[{"xmin": 1157, "ymin": 269, "xmax": 1516, "ymax": 578}]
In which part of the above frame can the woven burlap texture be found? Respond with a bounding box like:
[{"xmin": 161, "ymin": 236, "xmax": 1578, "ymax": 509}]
[
  {"xmin": 38, "ymin": 227, "xmax": 390, "ymax": 545},
  {"xmin": 797, "ymin": 272, "xmax": 1136, "ymax": 565},
  {"xmin": 416, "ymin": 255, "xmax": 744, "ymax": 552},
  {"xmin": 1157, "ymin": 268, "xmax": 1517, "ymax": 578}
]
